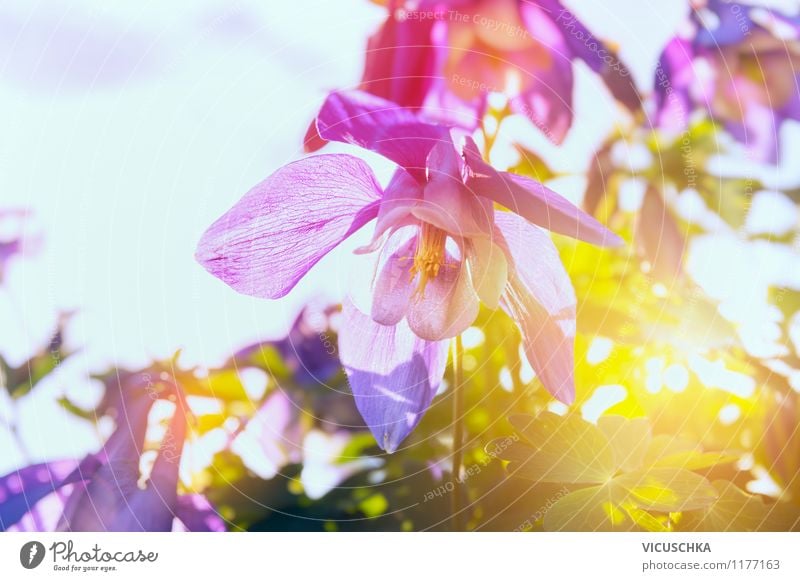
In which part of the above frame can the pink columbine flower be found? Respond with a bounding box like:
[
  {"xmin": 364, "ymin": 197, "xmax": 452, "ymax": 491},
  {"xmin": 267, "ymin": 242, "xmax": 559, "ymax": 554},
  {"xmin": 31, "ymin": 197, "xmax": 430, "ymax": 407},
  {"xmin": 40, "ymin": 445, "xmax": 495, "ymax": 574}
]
[
  {"xmin": 305, "ymin": 0, "xmax": 639, "ymax": 150},
  {"xmin": 197, "ymin": 90, "xmax": 621, "ymax": 452}
]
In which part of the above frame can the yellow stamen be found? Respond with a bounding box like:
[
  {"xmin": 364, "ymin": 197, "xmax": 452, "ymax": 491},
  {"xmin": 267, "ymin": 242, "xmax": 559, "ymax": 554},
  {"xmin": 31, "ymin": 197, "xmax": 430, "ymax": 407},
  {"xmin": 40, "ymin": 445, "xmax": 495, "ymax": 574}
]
[{"xmin": 409, "ymin": 223, "xmax": 448, "ymax": 298}]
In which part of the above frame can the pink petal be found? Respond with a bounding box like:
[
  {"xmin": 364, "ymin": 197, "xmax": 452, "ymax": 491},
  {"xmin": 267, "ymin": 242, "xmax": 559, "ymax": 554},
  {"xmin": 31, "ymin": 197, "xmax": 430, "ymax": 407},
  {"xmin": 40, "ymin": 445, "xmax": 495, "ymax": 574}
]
[
  {"xmin": 196, "ymin": 154, "xmax": 382, "ymax": 299},
  {"xmin": 339, "ymin": 298, "xmax": 449, "ymax": 452},
  {"xmin": 303, "ymin": 118, "xmax": 327, "ymax": 153},
  {"xmin": 413, "ymin": 142, "xmax": 494, "ymax": 238},
  {"xmin": 510, "ymin": 50, "xmax": 574, "ymax": 144},
  {"xmin": 359, "ymin": 168, "xmax": 423, "ymax": 253},
  {"xmin": 467, "ymin": 236, "xmax": 508, "ymax": 310},
  {"xmin": 406, "ymin": 249, "xmax": 480, "ymax": 341},
  {"xmin": 315, "ymin": 90, "xmax": 451, "ymax": 180},
  {"xmin": 371, "ymin": 232, "xmax": 417, "ymax": 326},
  {"xmin": 360, "ymin": 11, "xmax": 437, "ymax": 109},
  {"xmin": 463, "ymin": 137, "xmax": 623, "ymax": 247},
  {"xmin": 495, "ymin": 211, "xmax": 576, "ymax": 404}
]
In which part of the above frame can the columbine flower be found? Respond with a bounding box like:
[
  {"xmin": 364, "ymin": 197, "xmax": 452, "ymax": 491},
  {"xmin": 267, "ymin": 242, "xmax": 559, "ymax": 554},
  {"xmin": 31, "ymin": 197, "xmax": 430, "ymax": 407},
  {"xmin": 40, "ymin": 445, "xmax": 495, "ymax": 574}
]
[
  {"xmin": 197, "ymin": 90, "xmax": 621, "ymax": 452},
  {"xmin": 0, "ymin": 375, "xmax": 224, "ymax": 532},
  {"xmin": 655, "ymin": 0, "xmax": 800, "ymax": 162},
  {"xmin": 307, "ymin": 0, "xmax": 639, "ymax": 150}
]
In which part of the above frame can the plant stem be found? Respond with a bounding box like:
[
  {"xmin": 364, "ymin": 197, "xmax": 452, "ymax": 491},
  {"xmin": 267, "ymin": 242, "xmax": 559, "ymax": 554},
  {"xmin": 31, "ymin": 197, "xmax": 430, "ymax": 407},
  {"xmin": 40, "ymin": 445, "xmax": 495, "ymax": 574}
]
[{"xmin": 451, "ymin": 334, "xmax": 465, "ymax": 532}]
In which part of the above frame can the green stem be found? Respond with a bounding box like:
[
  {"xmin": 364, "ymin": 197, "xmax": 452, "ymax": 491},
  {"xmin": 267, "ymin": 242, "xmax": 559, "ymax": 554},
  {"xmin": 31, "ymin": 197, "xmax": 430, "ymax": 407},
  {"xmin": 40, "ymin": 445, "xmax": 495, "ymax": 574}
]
[{"xmin": 451, "ymin": 334, "xmax": 465, "ymax": 532}]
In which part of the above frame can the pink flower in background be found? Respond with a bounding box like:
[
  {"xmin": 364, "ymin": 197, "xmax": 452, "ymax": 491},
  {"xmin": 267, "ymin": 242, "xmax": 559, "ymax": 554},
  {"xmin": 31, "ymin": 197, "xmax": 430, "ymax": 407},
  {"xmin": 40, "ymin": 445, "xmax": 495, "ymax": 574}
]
[
  {"xmin": 197, "ymin": 90, "xmax": 621, "ymax": 452},
  {"xmin": 655, "ymin": 0, "xmax": 800, "ymax": 162},
  {"xmin": 307, "ymin": 0, "xmax": 639, "ymax": 150}
]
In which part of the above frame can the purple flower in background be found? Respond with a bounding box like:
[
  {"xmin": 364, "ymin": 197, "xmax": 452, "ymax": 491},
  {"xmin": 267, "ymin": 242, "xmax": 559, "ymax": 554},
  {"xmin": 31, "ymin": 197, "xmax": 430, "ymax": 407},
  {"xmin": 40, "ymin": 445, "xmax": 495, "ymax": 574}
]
[
  {"xmin": 197, "ymin": 90, "xmax": 621, "ymax": 452},
  {"xmin": 231, "ymin": 308, "xmax": 342, "ymax": 389},
  {"xmin": 655, "ymin": 0, "xmax": 800, "ymax": 162},
  {"xmin": 0, "ymin": 376, "xmax": 224, "ymax": 532}
]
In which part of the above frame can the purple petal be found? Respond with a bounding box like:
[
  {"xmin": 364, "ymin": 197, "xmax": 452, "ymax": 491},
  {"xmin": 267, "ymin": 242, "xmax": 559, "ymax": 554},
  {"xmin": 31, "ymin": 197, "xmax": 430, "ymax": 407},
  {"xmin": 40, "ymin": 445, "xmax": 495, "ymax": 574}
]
[
  {"xmin": 463, "ymin": 137, "xmax": 623, "ymax": 247},
  {"xmin": 654, "ymin": 38, "xmax": 694, "ymax": 132},
  {"xmin": 196, "ymin": 154, "xmax": 381, "ymax": 299},
  {"xmin": 315, "ymin": 90, "xmax": 452, "ymax": 180},
  {"xmin": 0, "ymin": 460, "xmax": 79, "ymax": 531},
  {"xmin": 175, "ymin": 495, "xmax": 226, "ymax": 532},
  {"xmin": 495, "ymin": 211, "xmax": 576, "ymax": 404},
  {"xmin": 58, "ymin": 387, "xmax": 183, "ymax": 532},
  {"xmin": 694, "ymin": 0, "xmax": 755, "ymax": 48},
  {"xmin": 536, "ymin": 0, "xmax": 640, "ymax": 110},
  {"xmin": 338, "ymin": 298, "xmax": 449, "ymax": 452},
  {"xmin": 511, "ymin": 54, "xmax": 574, "ymax": 145}
]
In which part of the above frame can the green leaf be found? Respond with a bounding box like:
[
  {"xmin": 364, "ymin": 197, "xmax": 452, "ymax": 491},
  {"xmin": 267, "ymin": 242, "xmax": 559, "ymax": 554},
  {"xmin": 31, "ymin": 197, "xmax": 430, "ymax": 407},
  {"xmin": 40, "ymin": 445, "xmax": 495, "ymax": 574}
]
[
  {"xmin": 509, "ymin": 145, "xmax": 555, "ymax": 182},
  {"xmin": 195, "ymin": 413, "xmax": 228, "ymax": 434},
  {"xmin": 621, "ymin": 503, "xmax": 670, "ymax": 532},
  {"xmin": 644, "ymin": 434, "xmax": 736, "ymax": 470},
  {"xmin": 183, "ymin": 370, "xmax": 250, "ymax": 402},
  {"xmin": 615, "ymin": 468, "xmax": 718, "ymax": 512},
  {"xmin": 597, "ymin": 416, "xmax": 651, "ymax": 473},
  {"xmin": 507, "ymin": 413, "xmax": 615, "ymax": 483},
  {"xmin": 680, "ymin": 480, "xmax": 800, "ymax": 532},
  {"xmin": 543, "ymin": 483, "xmax": 635, "ymax": 531},
  {"xmin": 57, "ymin": 396, "xmax": 97, "ymax": 421},
  {"xmin": 649, "ymin": 450, "xmax": 737, "ymax": 471}
]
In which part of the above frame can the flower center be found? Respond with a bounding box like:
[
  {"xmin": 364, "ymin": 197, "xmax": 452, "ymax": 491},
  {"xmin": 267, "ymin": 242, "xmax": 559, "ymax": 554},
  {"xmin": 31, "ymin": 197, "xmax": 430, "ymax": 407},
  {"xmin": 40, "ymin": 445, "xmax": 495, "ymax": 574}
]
[{"xmin": 409, "ymin": 223, "xmax": 448, "ymax": 298}]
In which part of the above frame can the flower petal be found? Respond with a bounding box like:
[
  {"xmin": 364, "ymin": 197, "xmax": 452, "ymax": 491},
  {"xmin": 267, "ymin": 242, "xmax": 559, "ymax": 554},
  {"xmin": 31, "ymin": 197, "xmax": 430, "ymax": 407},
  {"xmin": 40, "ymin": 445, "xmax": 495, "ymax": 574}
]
[
  {"xmin": 371, "ymin": 232, "xmax": 416, "ymax": 326},
  {"xmin": 407, "ymin": 249, "xmax": 480, "ymax": 341},
  {"xmin": 463, "ymin": 137, "xmax": 623, "ymax": 247},
  {"xmin": 0, "ymin": 460, "xmax": 79, "ymax": 531},
  {"xmin": 536, "ymin": 0, "xmax": 640, "ymax": 110},
  {"xmin": 467, "ymin": 236, "xmax": 508, "ymax": 310},
  {"xmin": 359, "ymin": 167, "xmax": 423, "ymax": 253},
  {"xmin": 175, "ymin": 495, "xmax": 226, "ymax": 532},
  {"xmin": 654, "ymin": 38, "xmax": 694, "ymax": 133},
  {"xmin": 511, "ymin": 54, "xmax": 574, "ymax": 145},
  {"xmin": 59, "ymin": 387, "xmax": 186, "ymax": 532},
  {"xmin": 360, "ymin": 11, "xmax": 437, "ymax": 109},
  {"xmin": 495, "ymin": 211, "xmax": 576, "ymax": 404},
  {"xmin": 196, "ymin": 154, "xmax": 381, "ymax": 299},
  {"xmin": 414, "ymin": 141, "xmax": 494, "ymax": 238},
  {"xmin": 339, "ymin": 298, "xmax": 449, "ymax": 452},
  {"xmin": 315, "ymin": 90, "xmax": 451, "ymax": 180}
]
